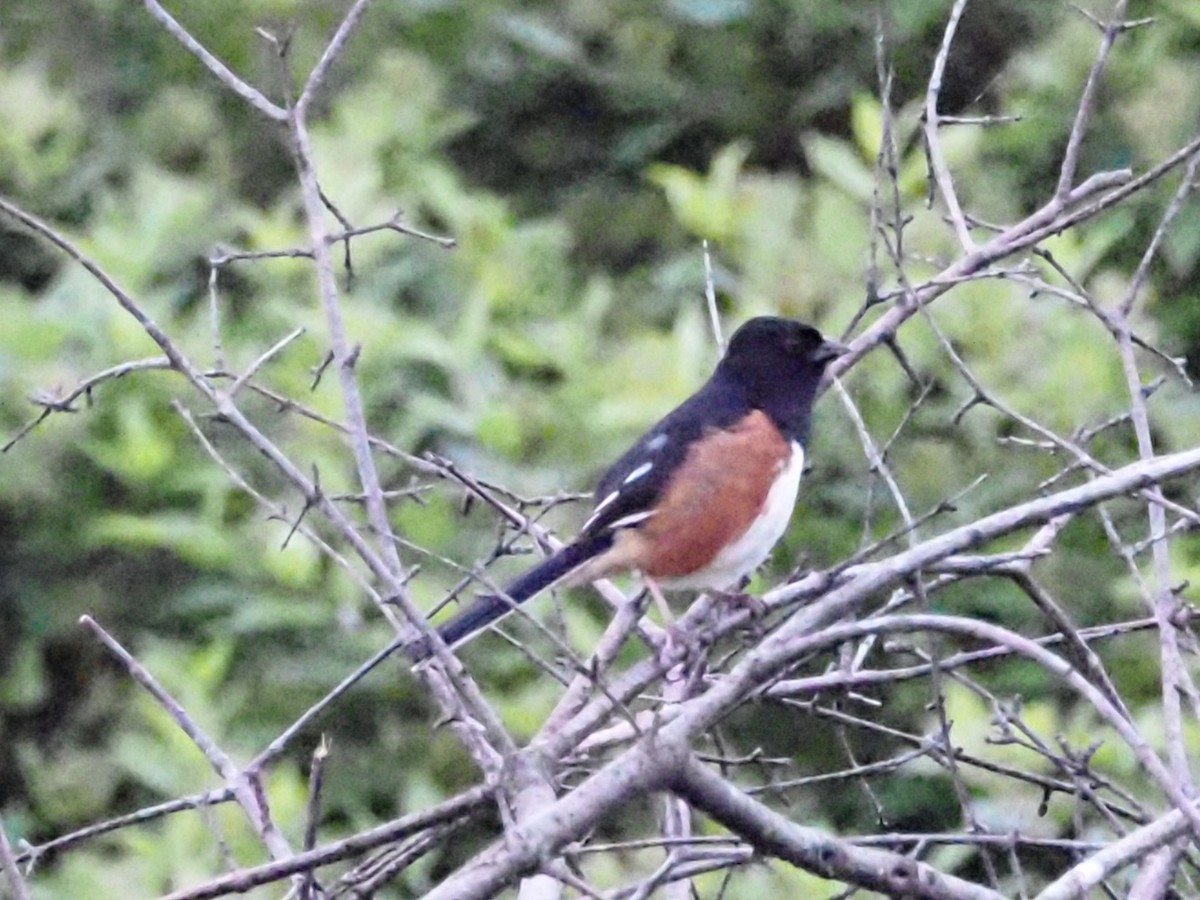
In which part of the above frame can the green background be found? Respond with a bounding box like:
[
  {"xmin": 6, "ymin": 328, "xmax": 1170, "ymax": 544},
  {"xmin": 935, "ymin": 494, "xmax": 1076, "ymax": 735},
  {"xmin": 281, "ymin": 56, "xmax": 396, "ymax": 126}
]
[{"xmin": 2, "ymin": 0, "xmax": 1200, "ymax": 895}]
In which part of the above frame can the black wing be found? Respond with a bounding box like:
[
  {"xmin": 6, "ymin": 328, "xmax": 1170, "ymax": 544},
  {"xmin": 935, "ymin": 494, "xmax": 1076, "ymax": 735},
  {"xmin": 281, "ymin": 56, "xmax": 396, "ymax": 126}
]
[
  {"xmin": 579, "ymin": 372, "xmax": 748, "ymax": 538},
  {"xmin": 406, "ymin": 369, "xmax": 749, "ymax": 662}
]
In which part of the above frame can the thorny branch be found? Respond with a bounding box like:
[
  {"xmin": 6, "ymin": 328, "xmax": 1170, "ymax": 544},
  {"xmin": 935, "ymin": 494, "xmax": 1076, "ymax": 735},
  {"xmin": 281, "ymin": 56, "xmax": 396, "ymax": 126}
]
[{"xmin": 4, "ymin": 3, "xmax": 1200, "ymax": 900}]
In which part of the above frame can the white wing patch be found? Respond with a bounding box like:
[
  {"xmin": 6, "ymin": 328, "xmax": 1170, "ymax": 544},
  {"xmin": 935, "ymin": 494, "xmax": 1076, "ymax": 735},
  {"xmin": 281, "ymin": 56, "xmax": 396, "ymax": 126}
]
[
  {"xmin": 607, "ymin": 509, "xmax": 656, "ymax": 530},
  {"xmin": 581, "ymin": 465, "xmax": 657, "ymax": 533},
  {"xmin": 582, "ymin": 432, "xmax": 669, "ymax": 534},
  {"xmin": 582, "ymin": 489, "xmax": 620, "ymax": 532},
  {"xmin": 622, "ymin": 461, "xmax": 653, "ymax": 485}
]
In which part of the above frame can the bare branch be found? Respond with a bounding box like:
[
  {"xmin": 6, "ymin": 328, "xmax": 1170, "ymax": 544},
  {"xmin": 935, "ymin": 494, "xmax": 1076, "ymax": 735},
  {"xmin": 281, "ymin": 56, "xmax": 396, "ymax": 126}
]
[
  {"xmin": 0, "ymin": 820, "xmax": 31, "ymax": 900},
  {"xmin": 3, "ymin": 356, "xmax": 172, "ymax": 452},
  {"xmin": 154, "ymin": 788, "xmax": 490, "ymax": 900},
  {"xmin": 79, "ymin": 616, "xmax": 295, "ymax": 861},
  {"xmin": 672, "ymin": 756, "xmax": 1008, "ymax": 900},
  {"xmin": 297, "ymin": 0, "xmax": 375, "ymax": 114},
  {"xmin": 1056, "ymin": 0, "xmax": 1130, "ymax": 199},
  {"xmin": 140, "ymin": 0, "xmax": 287, "ymax": 120},
  {"xmin": 228, "ymin": 327, "xmax": 306, "ymax": 396},
  {"xmin": 922, "ymin": 0, "xmax": 975, "ymax": 249}
]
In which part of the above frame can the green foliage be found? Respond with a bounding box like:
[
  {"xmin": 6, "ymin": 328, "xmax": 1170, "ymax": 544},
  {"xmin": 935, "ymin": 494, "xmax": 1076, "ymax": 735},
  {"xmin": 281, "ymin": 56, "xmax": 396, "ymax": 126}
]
[{"xmin": 1, "ymin": 0, "xmax": 1199, "ymax": 894}]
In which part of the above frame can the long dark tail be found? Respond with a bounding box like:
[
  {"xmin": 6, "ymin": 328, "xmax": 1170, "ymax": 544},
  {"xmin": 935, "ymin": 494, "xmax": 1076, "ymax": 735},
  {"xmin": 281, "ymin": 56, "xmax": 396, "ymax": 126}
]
[{"xmin": 407, "ymin": 539, "xmax": 603, "ymax": 662}]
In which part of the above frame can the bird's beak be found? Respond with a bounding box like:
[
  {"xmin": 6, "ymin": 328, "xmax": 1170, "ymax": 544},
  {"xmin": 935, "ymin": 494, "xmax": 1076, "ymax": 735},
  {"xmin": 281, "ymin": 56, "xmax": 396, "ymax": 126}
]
[{"xmin": 814, "ymin": 339, "xmax": 850, "ymax": 364}]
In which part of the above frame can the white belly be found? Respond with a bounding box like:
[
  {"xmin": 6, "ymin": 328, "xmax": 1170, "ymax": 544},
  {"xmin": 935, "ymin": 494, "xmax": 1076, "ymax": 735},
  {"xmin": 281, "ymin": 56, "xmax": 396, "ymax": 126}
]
[{"xmin": 660, "ymin": 442, "xmax": 804, "ymax": 590}]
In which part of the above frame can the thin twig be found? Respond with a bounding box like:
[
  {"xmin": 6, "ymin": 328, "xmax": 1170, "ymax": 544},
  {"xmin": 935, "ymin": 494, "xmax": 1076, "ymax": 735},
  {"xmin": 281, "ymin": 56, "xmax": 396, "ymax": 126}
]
[
  {"xmin": 0, "ymin": 820, "xmax": 31, "ymax": 900},
  {"xmin": 79, "ymin": 616, "xmax": 295, "ymax": 860},
  {"xmin": 3, "ymin": 356, "xmax": 172, "ymax": 452},
  {"xmin": 297, "ymin": 0, "xmax": 375, "ymax": 114},
  {"xmin": 140, "ymin": 0, "xmax": 286, "ymax": 120},
  {"xmin": 922, "ymin": 0, "xmax": 975, "ymax": 249},
  {"xmin": 155, "ymin": 790, "xmax": 490, "ymax": 900},
  {"xmin": 702, "ymin": 240, "xmax": 724, "ymax": 352},
  {"xmin": 1056, "ymin": 0, "xmax": 1130, "ymax": 199},
  {"xmin": 229, "ymin": 327, "xmax": 306, "ymax": 396}
]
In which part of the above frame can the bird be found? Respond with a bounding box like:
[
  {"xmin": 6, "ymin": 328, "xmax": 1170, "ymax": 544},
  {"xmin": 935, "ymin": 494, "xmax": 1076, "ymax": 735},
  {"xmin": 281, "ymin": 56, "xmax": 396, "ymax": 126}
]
[{"xmin": 408, "ymin": 316, "xmax": 847, "ymax": 662}]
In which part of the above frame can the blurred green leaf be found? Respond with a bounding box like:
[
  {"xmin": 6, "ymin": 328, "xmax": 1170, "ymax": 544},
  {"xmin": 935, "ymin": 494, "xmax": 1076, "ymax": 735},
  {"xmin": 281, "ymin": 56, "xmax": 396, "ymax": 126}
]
[
  {"xmin": 3, "ymin": 1, "xmax": 1199, "ymax": 891},
  {"xmin": 647, "ymin": 142, "xmax": 751, "ymax": 244},
  {"xmin": 80, "ymin": 399, "xmax": 174, "ymax": 484},
  {"xmin": 0, "ymin": 643, "xmax": 47, "ymax": 707},
  {"xmin": 850, "ymin": 93, "xmax": 884, "ymax": 161},
  {"xmin": 87, "ymin": 513, "xmax": 237, "ymax": 569},
  {"xmin": 801, "ymin": 133, "xmax": 876, "ymax": 202}
]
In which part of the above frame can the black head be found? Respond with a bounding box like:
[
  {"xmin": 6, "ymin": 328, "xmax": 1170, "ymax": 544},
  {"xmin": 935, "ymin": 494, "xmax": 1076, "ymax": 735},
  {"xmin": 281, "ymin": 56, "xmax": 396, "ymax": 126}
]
[{"xmin": 716, "ymin": 316, "xmax": 846, "ymax": 438}]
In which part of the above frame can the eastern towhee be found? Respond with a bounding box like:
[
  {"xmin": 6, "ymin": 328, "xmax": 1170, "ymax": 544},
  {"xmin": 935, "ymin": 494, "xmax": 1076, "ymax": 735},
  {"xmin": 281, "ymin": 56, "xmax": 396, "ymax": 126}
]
[{"xmin": 409, "ymin": 316, "xmax": 846, "ymax": 661}]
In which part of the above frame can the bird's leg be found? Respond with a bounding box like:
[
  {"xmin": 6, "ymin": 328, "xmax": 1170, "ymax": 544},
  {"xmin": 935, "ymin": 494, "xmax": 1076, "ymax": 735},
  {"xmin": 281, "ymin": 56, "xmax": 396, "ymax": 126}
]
[
  {"xmin": 713, "ymin": 576, "xmax": 769, "ymax": 646},
  {"xmin": 642, "ymin": 576, "xmax": 682, "ymax": 665},
  {"xmin": 645, "ymin": 575, "xmax": 674, "ymax": 627},
  {"xmin": 643, "ymin": 576, "xmax": 707, "ymax": 676}
]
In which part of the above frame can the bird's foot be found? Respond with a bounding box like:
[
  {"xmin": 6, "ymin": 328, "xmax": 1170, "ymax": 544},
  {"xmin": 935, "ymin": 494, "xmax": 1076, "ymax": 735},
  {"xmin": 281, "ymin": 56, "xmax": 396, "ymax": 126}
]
[
  {"xmin": 715, "ymin": 589, "xmax": 769, "ymax": 641},
  {"xmin": 717, "ymin": 589, "xmax": 768, "ymax": 618},
  {"xmin": 651, "ymin": 623, "xmax": 708, "ymax": 680}
]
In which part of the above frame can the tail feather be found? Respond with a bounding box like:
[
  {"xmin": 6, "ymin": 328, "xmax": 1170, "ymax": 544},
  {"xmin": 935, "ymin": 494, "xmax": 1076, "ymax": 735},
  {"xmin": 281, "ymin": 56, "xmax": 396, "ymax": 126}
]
[{"xmin": 407, "ymin": 538, "xmax": 605, "ymax": 661}]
